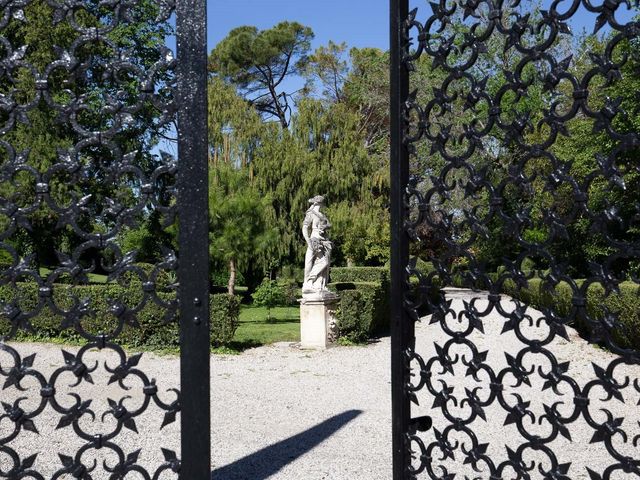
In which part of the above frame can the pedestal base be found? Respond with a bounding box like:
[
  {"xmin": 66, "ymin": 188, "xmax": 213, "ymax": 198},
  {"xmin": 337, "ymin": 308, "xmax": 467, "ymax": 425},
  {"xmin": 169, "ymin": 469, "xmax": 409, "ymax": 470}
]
[{"xmin": 299, "ymin": 293, "xmax": 339, "ymax": 350}]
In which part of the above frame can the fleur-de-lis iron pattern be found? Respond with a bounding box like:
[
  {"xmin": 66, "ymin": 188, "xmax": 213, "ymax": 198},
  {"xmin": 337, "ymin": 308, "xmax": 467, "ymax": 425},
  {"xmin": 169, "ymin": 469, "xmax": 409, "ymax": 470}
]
[
  {"xmin": 0, "ymin": 0, "xmax": 180, "ymax": 477},
  {"xmin": 401, "ymin": 0, "xmax": 639, "ymax": 478}
]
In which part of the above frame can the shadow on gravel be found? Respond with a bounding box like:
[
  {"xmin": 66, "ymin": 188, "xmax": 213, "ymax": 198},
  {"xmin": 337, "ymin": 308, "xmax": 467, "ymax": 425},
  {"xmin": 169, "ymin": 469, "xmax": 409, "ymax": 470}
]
[{"xmin": 211, "ymin": 409, "xmax": 362, "ymax": 479}]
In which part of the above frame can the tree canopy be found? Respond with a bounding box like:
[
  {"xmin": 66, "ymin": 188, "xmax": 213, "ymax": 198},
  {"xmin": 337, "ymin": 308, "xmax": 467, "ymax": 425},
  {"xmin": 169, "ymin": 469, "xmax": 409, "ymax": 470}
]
[
  {"xmin": 5, "ymin": 10, "xmax": 638, "ymax": 292},
  {"xmin": 208, "ymin": 21, "xmax": 314, "ymax": 128},
  {"xmin": 0, "ymin": 0, "xmax": 173, "ymax": 268},
  {"xmin": 207, "ymin": 39, "xmax": 394, "ymax": 284}
]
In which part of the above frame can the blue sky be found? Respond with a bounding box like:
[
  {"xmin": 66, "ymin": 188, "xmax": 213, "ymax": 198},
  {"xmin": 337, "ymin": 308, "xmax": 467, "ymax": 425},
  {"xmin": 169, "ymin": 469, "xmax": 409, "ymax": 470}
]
[
  {"xmin": 201, "ymin": 0, "xmax": 636, "ymax": 102},
  {"xmin": 205, "ymin": 0, "xmax": 636, "ymax": 53},
  {"xmin": 207, "ymin": 1, "xmax": 389, "ymax": 51},
  {"xmin": 155, "ymin": 1, "xmax": 635, "ymax": 154}
]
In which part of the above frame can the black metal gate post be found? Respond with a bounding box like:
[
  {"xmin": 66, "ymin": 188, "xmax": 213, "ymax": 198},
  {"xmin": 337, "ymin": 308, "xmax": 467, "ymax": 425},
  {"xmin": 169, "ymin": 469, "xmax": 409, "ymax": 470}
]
[
  {"xmin": 390, "ymin": 0, "xmax": 410, "ymax": 478},
  {"xmin": 1, "ymin": 0, "xmax": 209, "ymax": 476},
  {"xmin": 388, "ymin": 0, "xmax": 640, "ymax": 478},
  {"xmin": 176, "ymin": 0, "xmax": 211, "ymax": 478}
]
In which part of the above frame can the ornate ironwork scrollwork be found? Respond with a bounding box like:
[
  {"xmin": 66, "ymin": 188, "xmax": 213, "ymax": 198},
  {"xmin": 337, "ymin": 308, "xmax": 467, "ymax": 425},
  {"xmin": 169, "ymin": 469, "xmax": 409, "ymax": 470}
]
[
  {"xmin": 0, "ymin": 0, "xmax": 181, "ymax": 477},
  {"xmin": 401, "ymin": 0, "xmax": 639, "ymax": 478}
]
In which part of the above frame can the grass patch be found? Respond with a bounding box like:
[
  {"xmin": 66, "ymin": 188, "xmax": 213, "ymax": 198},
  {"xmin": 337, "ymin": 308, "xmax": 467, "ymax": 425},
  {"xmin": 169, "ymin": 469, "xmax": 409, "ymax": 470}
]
[
  {"xmin": 227, "ymin": 305, "xmax": 300, "ymax": 351},
  {"xmin": 38, "ymin": 267, "xmax": 108, "ymax": 284}
]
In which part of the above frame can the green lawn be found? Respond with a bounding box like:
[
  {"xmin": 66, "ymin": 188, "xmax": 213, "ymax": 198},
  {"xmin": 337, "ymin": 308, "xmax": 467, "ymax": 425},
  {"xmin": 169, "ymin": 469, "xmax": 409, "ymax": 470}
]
[
  {"xmin": 228, "ymin": 305, "xmax": 300, "ymax": 351},
  {"xmin": 39, "ymin": 267, "xmax": 108, "ymax": 283}
]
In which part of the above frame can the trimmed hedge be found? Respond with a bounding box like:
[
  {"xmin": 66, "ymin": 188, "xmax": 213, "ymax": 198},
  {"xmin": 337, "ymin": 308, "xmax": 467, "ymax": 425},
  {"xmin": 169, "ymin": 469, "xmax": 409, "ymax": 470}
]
[
  {"xmin": 209, "ymin": 293, "xmax": 241, "ymax": 346},
  {"xmin": 334, "ymin": 289, "xmax": 373, "ymax": 342},
  {"xmin": 415, "ymin": 260, "xmax": 640, "ymax": 350},
  {"xmin": 0, "ymin": 283, "xmax": 239, "ymax": 349},
  {"xmin": 330, "ymin": 266, "xmax": 389, "ymax": 284},
  {"xmin": 123, "ymin": 262, "xmax": 176, "ymax": 291},
  {"xmin": 502, "ymin": 278, "xmax": 640, "ymax": 350},
  {"xmin": 329, "ymin": 268, "xmax": 390, "ymax": 342}
]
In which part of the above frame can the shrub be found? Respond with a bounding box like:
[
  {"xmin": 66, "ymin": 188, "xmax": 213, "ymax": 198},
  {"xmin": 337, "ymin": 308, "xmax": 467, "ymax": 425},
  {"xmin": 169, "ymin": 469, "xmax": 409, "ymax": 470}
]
[
  {"xmin": 502, "ymin": 278, "xmax": 640, "ymax": 350},
  {"xmin": 277, "ymin": 278, "xmax": 299, "ymax": 306},
  {"xmin": 210, "ymin": 294, "xmax": 240, "ymax": 346},
  {"xmin": 0, "ymin": 249, "xmax": 14, "ymax": 269},
  {"xmin": 252, "ymin": 279, "xmax": 285, "ymax": 305},
  {"xmin": 334, "ymin": 290, "xmax": 373, "ymax": 343},
  {"xmin": 330, "ymin": 280, "xmax": 389, "ymax": 342},
  {"xmin": 0, "ymin": 283, "xmax": 239, "ymax": 349},
  {"xmin": 252, "ymin": 278, "xmax": 289, "ymax": 321},
  {"xmin": 414, "ymin": 258, "xmax": 436, "ymax": 276},
  {"xmin": 330, "ymin": 266, "xmax": 388, "ymax": 284},
  {"xmin": 521, "ymin": 257, "xmax": 536, "ymax": 274},
  {"xmin": 330, "ymin": 267, "xmax": 391, "ymax": 339},
  {"xmin": 117, "ymin": 262, "xmax": 175, "ymax": 291}
]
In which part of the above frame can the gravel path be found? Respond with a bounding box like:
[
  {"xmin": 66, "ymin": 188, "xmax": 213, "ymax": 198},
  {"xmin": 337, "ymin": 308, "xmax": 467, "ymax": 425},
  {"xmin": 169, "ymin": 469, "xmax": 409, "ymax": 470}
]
[
  {"xmin": 411, "ymin": 289, "xmax": 640, "ymax": 480},
  {"xmin": 2, "ymin": 289, "xmax": 638, "ymax": 479},
  {"xmin": 1, "ymin": 337, "xmax": 393, "ymax": 479}
]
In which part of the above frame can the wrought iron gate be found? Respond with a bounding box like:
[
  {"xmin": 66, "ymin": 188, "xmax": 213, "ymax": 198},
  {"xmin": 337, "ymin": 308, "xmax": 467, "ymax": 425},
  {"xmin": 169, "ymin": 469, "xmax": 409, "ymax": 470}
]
[
  {"xmin": 391, "ymin": 0, "xmax": 639, "ymax": 478},
  {"xmin": 0, "ymin": 0, "xmax": 209, "ymax": 477}
]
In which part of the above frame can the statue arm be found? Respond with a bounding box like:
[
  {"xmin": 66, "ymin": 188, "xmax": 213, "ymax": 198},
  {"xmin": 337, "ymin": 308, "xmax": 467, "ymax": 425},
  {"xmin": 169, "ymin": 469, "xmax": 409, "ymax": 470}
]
[{"xmin": 302, "ymin": 214, "xmax": 312, "ymax": 246}]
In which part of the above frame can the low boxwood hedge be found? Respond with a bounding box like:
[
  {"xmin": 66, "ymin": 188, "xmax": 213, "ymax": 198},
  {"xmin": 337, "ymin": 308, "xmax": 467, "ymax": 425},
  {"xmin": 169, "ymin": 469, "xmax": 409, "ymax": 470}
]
[
  {"xmin": 330, "ymin": 266, "xmax": 389, "ymax": 285},
  {"xmin": 329, "ymin": 274, "xmax": 390, "ymax": 342},
  {"xmin": 209, "ymin": 293, "xmax": 241, "ymax": 346},
  {"xmin": 502, "ymin": 277, "xmax": 640, "ymax": 350},
  {"xmin": 414, "ymin": 260, "xmax": 640, "ymax": 350},
  {"xmin": 0, "ymin": 282, "xmax": 239, "ymax": 350}
]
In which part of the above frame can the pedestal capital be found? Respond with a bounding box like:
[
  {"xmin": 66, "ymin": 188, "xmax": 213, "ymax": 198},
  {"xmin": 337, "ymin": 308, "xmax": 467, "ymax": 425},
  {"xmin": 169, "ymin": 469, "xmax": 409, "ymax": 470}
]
[{"xmin": 299, "ymin": 290, "xmax": 339, "ymax": 305}]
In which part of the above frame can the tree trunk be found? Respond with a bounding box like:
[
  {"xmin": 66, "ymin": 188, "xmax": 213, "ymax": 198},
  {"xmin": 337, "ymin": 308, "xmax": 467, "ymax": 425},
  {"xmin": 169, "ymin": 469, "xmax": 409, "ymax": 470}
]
[{"xmin": 227, "ymin": 258, "xmax": 236, "ymax": 295}]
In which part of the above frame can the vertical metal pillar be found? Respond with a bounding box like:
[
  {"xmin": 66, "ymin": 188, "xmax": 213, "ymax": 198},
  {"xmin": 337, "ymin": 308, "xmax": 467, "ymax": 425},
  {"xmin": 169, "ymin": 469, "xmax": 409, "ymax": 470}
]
[
  {"xmin": 176, "ymin": 1, "xmax": 210, "ymax": 478},
  {"xmin": 390, "ymin": 0, "xmax": 410, "ymax": 478}
]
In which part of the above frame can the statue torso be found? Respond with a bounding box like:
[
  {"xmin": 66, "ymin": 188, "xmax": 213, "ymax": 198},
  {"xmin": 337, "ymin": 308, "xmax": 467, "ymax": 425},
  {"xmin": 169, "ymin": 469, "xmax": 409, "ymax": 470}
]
[{"xmin": 305, "ymin": 209, "xmax": 331, "ymax": 239}]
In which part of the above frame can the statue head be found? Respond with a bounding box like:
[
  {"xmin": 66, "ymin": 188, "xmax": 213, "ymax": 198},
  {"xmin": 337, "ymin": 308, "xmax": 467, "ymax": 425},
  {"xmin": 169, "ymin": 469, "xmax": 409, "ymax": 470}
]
[{"xmin": 308, "ymin": 195, "xmax": 325, "ymax": 207}]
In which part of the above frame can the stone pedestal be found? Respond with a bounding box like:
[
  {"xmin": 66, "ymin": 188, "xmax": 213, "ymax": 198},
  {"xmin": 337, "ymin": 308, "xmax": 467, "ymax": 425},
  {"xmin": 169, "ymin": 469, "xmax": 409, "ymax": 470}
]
[{"xmin": 299, "ymin": 293, "xmax": 339, "ymax": 349}]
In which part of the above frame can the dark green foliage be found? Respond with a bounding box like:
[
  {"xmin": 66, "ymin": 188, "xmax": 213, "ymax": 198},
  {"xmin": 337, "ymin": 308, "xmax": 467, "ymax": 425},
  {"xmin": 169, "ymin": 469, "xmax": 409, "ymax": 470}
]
[
  {"xmin": 413, "ymin": 259, "xmax": 444, "ymax": 288},
  {"xmin": 413, "ymin": 259, "xmax": 436, "ymax": 276},
  {"xmin": 118, "ymin": 213, "xmax": 176, "ymax": 265},
  {"xmin": 209, "ymin": 162, "xmax": 275, "ymax": 294},
  {"xmin": 208, "ymin": 21, "xmax": 314, "ymax": 127},
  {"xmin": 328, "ymin": 267, "xmax": 390, "ymax": 342},
  {"xmin": 0, "ymin": 0, "xmax": 173, "ymax": 267},
  {"xmin": 330, "ymin": 278, "xmax": 390, "ymax": 342},
  {"xmin": 210, "ymin": 268, "xmax": 246, "ymax": 289},
  {"xmin": 0, "ymin": 283, "xmax": 239, "ymax": 349},
  {"xmin": 277, "ymin": 278, "xmax": 300, "ymax": 306},
  {"xmin": 501, "ymin": 278, "xmax": 640, "ymax": 350},
  {"xmin": 119, "ymin": 262, "xmax": 176, "ymax": 292},
  {"xmin": 0, "ymin": 250, "xmax": 13, "ymax": 269},
  {"xmin": 279, "ymin": 265, "xmax": 304, "ymax": 285},
  {"xmin": 270, "ymin": 267, "xmax": 303, "ymax": 305},
  {"xmin": 330, "ymin": 266, "xmax": 389, "ymax": 284},
  {"xmin": 252, "ymin": 279, "xmax": 288, "ymax": 309},
  {"xmin": 333, "ymin": 289, "xmax": 373, "ymax": 343},
  {"xmin": 0, "ymin": 283, "xmax": 174, "ymax": 347},
  {"xmin": 209, "ymin": 294, "xmax": 241, "ymax": 346}
]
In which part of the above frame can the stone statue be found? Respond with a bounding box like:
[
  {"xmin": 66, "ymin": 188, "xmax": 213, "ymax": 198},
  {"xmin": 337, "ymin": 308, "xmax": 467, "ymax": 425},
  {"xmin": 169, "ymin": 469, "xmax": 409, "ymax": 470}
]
[{"xmin": 302, "ymin": 195, "xmax": 333, "ymax": 296}]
